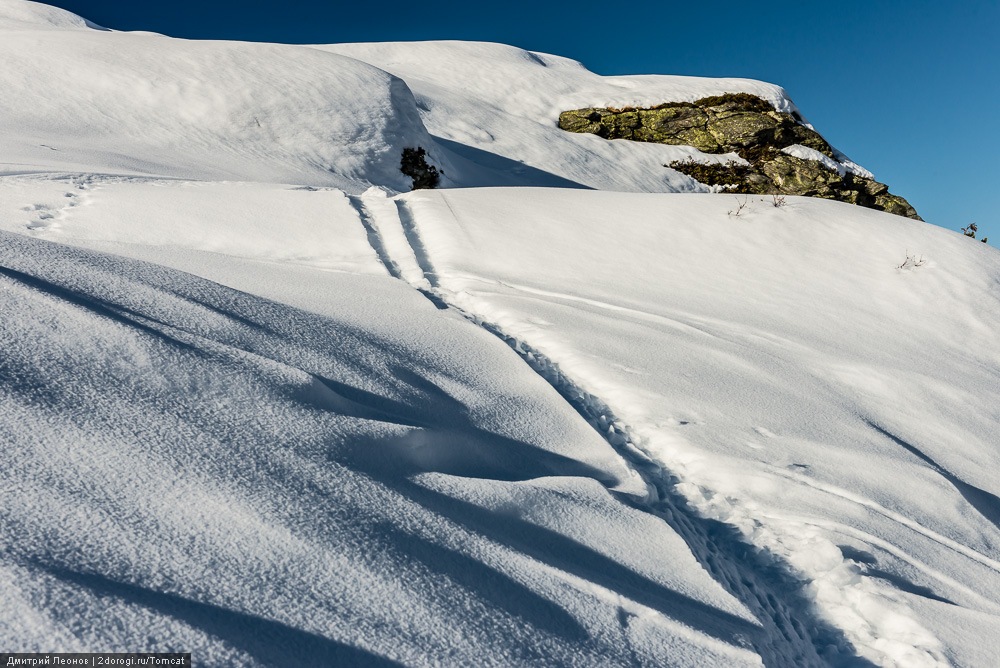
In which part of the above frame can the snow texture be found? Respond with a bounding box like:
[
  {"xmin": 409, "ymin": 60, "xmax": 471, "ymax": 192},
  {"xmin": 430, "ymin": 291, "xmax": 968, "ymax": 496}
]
[
  {"xmin": 2, "ymin": 1, "xmax": 1000, "ymax": 666},
  {"xmin": 394, "ymin": 188, "xmax": 1000, "ymax": 668}
]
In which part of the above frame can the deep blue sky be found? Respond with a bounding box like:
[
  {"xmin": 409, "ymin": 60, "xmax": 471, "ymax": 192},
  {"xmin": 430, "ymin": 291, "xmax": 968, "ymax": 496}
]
[{"xmin": 47, "ymin": 0, "xmax": 999, "ymax": 241}]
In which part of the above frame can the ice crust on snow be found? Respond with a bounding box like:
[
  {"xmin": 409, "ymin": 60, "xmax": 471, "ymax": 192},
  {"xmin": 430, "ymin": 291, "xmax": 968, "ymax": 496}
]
[{"xmin": 3, "ymin": 1, "xmax": 1000, "ymax": 666}]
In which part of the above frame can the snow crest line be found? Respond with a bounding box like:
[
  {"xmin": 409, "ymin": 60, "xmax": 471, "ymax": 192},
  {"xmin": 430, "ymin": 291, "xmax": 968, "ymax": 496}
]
[{"xmin": 350, "ymin": 192, "xmax": 876, "ymax": 668}]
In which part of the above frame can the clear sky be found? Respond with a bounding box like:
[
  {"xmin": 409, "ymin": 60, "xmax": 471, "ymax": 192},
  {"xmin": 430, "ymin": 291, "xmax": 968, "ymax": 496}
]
[{"xmin": 47, "ymin": 0, "xmax": 1000, "ymax": 242}]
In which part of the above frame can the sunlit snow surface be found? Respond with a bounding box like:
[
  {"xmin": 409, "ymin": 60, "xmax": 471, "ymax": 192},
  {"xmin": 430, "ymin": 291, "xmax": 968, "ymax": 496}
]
[{"xmin": 2, "ymin": 1, "xmax": 1000, "ymax": 666}]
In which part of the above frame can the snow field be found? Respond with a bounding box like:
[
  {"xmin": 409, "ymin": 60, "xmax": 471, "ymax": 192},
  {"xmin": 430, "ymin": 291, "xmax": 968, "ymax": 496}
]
[
  {"xmin": 322, "ymin": 40, "xmax": 868, "ymax": 190},
  {"xmin": 0, "ymin": 2, "xmax": 434, "ymax": 190},
  {"xmin": 4, "ymin": 1, "xmax": 1000, "ymax": 664},
  {"xmin": 5, "ymin": 151, "xmax": 999, "ymax": 668},
  {"xmin": 392, "ymin": 187, "xmax": 1000, "ymax": 667},
  {"xmin": 1, "ymin": 1, "xmax": 864, "ymax": 196},
  {"xmin": 0, "ymin": 176, "xmax": 385, "ymax": 273},
  {"xmin": 2, "ymin": 182, "xmax": 774, "ymax": 666}
]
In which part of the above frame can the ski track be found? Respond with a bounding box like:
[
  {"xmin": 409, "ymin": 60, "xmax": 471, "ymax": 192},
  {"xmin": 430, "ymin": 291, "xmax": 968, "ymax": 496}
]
[
  {"xmin": 775, "ymin": 513, "xmax": 1000, "ymax": 615},
  {"xmin": 764, "ymin": 465, "xmax": 1000, "ymax": 578},
  {"xmin": 394, "ymin": 199, "xmax": 441, "ymax": 288},
  {"xmin": 347, "ymin": 192, "xmax": 876, "ymax": 667},
  {"xmin": 346, "ymin": 193, "xmax": 403, "ymax": 280}
]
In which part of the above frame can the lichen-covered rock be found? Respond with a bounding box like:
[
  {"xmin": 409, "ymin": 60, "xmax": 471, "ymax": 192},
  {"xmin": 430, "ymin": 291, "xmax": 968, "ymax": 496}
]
[
  {"xmin": 761, "ymin": 154, "xmax": 844, "ymax": 196},
  {"xmin": 874, "ymin": 193, "xmax": 920, "ymax": 219},
  {"xmin": 558, "ymin": 93, "xmax": 920, "ymax": 219}
]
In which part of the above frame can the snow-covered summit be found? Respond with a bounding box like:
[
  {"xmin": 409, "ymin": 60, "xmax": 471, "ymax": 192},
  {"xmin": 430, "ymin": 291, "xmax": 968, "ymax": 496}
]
[
  {"xmin": 0, "ymin": 0, "xmax": 436, "ymax": 190},
  {"xmin": 321, "ymin": 40, "xmax": 812, "ymax": 192},
  {"xmin": 1, "ymin": 0, "xmax": 821, "ymax": 195},
  {"xmin": 0, "ymin": 0, "xmax": 100, "ymax": 30}
]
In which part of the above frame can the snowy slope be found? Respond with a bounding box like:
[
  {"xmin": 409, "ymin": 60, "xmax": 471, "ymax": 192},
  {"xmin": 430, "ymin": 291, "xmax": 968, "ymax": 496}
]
[
  {"xmin": 0, "ymin": 2, "xmax": 435, "ymax": 190},
  {"xmin": 3, "ymin": 1, "xmax": 1000, "ymax": 666},
  {"xmin": 387, "ymin": 188, "xmax": 1000, "ymax": 667},
  {"xmin": 0, "ymin": 183, "xmax": 776, "ymax": 667},
  {"xmin": 0, "ymin": 0, "xmax": 842, "ymax": 195},
  {"xmin": 320, "ymin": 40, "xmax": 811, "ymax": 192}
]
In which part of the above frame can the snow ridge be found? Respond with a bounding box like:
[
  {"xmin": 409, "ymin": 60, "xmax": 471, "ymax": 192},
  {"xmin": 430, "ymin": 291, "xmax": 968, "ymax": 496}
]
[{"xmin": 348, "ymin": 189, "xmax": 874, "ymax": 667}]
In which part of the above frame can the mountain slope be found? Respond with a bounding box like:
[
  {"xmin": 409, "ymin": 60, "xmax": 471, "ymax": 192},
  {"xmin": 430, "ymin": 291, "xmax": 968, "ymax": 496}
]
[
  {"xmin": 0, "ymin": 2, "xmax": 433, "ymax": 190},
  {"xmin": 0, "ymin": 205, "xmax": 769, "ymax": 666},
  {"xmin": 393, "ymin": 187, "xmax": 1000, "ymax": 667},
  {"xmin": 2, "ymin": 1, "xmax": 999, "ymax": 666},
  {"xmin": 319, "ymin": 40, "xmax": 806, "ymax": 192}
]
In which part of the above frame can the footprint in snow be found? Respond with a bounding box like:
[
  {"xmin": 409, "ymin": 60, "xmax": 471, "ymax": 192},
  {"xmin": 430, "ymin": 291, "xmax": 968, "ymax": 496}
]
[{"xmin": 22, "ymin": 191, "xmax": 84, "ymax": 232}]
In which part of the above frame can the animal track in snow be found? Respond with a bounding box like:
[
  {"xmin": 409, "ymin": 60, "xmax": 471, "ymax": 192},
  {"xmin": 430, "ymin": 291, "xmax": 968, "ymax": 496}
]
[{"xmin": 22, "ymin": 180, "xmax": 93, "ymax": 232}]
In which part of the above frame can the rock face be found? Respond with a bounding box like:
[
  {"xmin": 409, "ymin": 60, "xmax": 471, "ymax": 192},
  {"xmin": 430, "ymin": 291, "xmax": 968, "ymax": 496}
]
[{"xmin": 558, "ymin": 93, "xmax": 920, "ymax": 219}]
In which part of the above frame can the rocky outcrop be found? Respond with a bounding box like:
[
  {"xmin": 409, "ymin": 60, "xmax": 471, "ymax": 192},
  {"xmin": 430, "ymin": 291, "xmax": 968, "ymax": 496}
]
[{"xmin": 558, "ymin": 93, "xmax": 920, "ymax": 219}]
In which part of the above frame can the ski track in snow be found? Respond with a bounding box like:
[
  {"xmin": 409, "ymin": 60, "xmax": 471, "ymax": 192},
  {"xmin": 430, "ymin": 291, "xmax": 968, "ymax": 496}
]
[
  {"xmin": 346, "ymin": 193, "xmax": 403, "ymax": 280},
  {"xmin": 763, "ymin": 466, "xmax": 1000, "ymax": 590},
  {"xmin": 347, "ymin": 190, "xmax": 875, "ymax": 667}
]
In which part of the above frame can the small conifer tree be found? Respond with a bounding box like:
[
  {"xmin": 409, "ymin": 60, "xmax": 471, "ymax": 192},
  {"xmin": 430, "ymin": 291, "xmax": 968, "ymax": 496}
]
[{"xmin": 400, "ymin": 147, "xmax": 441, "ymax": 190}]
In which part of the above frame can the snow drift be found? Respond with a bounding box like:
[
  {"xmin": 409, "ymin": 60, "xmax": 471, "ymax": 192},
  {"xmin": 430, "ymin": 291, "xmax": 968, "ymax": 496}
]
[{"xmin": 0, "ymin": 2, "xmax": 434, "ymax": 190}]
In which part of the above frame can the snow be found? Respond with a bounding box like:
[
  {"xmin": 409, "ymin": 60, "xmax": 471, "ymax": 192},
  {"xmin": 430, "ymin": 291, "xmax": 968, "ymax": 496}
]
[
  {"xmin": 319, "ymin": 40, "xmax": 811, "ymax": 193},
  {"xmin": 0, "ymin": 177, "xmax": 385, "ymax": 274},
  {"xmin": 0, "ymin": 8, "xmax": 434, "ymax": 191},
  {"xmin": 3, "ymin": 0, "xmax": 1000, "ymax": 665},
  {"xmin": 778, "ymin": 144, "xmax": 876, "ymax": 180},
  {"xmin": 781, "ymin": 144, "xmax": 849, "ymax": 175},
  {"xmin": 0, "ymin": 0, "xmax": 101, "ymax": 30},
  {"xmin": 0, "ymin": 205, "xmax": 768, "ymax": 666},
  {"xmin": 389, "ymin": 188, "xmax": 1000, "ymax": 667}
]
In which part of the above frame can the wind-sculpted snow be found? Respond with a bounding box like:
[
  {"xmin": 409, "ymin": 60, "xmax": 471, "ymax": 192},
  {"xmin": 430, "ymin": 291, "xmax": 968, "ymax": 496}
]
[
  {"xmin": 394, "ymin": 188, "xmax": 1000, "ymax": 667},
  {"xmin": 3, "ymin": 1, "xmax": 1000, "ymax": 664},
  {"xmin": 0, "ymin": 1, "xmax": 434, "ymax": 190},
  {"xmin": 0, "ymin": 0, "xmax": 821, "ymax": 195},
  {"xmin": 4, "ymin": 155, "xmax": 1000, "ymax": 668},
  {"xmin": 320, "ymin": 41, "xmax": 813, "ymax": 192},
  {"xmin": 1, "ymin": 228, "xmax": 773, "ymax": 665}
]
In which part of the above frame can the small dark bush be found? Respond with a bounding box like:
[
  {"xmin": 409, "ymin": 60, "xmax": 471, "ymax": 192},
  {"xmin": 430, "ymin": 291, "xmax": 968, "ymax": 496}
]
[
  {"xmin": 400, "ymin": 147, "xmax": 441, "ymax": 190},
  {"xmin": 959, "ymin": 223, "xmax": 988, "ymax": 244},
  {"xmin": 666, "ymin": 158, "xmax": 753, "ymax": 187},
  {"xmin": 692, "ymin": 92, "xmax": 776, "ymax": 112}
]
